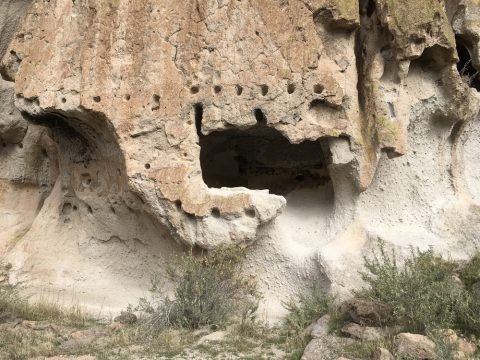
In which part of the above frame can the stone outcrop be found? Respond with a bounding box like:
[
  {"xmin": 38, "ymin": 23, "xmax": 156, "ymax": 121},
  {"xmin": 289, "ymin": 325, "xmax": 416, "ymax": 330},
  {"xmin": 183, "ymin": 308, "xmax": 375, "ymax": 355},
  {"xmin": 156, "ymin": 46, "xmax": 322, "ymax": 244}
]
[
  {"xmin": 2, "ymin": 0, "xmax": 480, "ymax": 318},
  {"xmin": 393, "ymin": 333, "xmax": 437, "ymax": 359}
]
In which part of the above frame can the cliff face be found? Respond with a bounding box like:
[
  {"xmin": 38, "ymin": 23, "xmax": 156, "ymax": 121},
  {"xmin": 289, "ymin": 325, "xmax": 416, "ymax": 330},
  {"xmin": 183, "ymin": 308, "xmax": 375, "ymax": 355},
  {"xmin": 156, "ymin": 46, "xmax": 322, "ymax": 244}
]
[{"xmin": 1, "ymin": 0, "xmax": 480, "ymax": 318}]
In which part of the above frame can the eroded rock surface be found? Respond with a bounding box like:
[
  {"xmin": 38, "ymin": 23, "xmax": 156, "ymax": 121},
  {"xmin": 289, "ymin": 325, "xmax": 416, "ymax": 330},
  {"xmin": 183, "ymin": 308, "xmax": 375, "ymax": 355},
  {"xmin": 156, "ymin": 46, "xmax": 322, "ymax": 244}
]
[{"xmin": 1, "ymin": 0, "xmax": 480, "ymax": 318}]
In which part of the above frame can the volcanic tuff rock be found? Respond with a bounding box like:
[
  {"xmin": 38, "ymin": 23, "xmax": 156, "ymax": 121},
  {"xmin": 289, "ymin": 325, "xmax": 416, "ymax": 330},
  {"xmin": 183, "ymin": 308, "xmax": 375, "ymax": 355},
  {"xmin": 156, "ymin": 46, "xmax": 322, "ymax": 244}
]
[{"xmin": 2, "ymin": 0, "xmax": 480, "ymax": 317}]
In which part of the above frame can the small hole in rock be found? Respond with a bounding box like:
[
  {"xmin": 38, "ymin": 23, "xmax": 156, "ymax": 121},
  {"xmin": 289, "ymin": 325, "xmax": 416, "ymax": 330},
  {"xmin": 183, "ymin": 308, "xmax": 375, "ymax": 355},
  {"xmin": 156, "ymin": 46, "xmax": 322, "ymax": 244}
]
[
  {"xmin": 287, "ymin": 83, "xmax": 296, "ymax": 94},
  {"xmin": 152, "ymin": 94, "xmax": 160, "ymax": 110},
  {"xmin": 174, "ymin": 200, "xmax": 182, "ymax": 210},
  {"xmin": 313, "ymin": 84, "xmax": 324, "ymax": 94},
  {"xmin": 260, "ymin": 85, "xmax": 269, "ymax": 96},
  {"xmin": 254, "ymin": 108, "xmax": 267, "ymax": 124},
  {"xmin": 195, "ymin": 103, "xmax": 204, "ymax": 137},
  {"xmin": 110, "ymin": 206, "xmax": 116, "ymax": 214},
  {"xmin": 73, "ymin": 205, "xmax": 78, "ymax": 211},
  {"xmin": 236, "ymin": 85, "xmax": 243, "ymax": 95},
  {"xmin": 245, "ymin": 208, "xmax": 256, "ymax": 218},
  {"xmin": 93, "ymin": 96, "xmax": 101, "ymax": 102},
  {"xmin": 145, "ymin": 163, "xmax": 151, "ymax": 169},
  {"xmin": 213, "ymin": 85, "xmax": 222, "ymax": 94},
  {"xmin": 18, "ymin": 143, "xmax": 23, "ymax": 149},
  {"xmin": 309, "ymin": 99, "xmax": 327, "ymax": 109},
  {"xmin": 62, "ymin": 202, "xmax": 72, "ymax": 215},
  {"xmin": 61, "ymin": 97, "xmax": 66, "ymax": 103},
  {"xmin": 125, "ymin": 94, "xmax": 131, "ymax": 100},
  {"xmin": 190, "ymin": 86, "xmax": 200, "ymax": 94},
  {"xmin": 365, "ymin": 0, "xmax": 376, "ymax": 17},
  {"xmin": 87, "ymin": 206, "xmax": 93, "ymax": 214},
  {"xmin": 211, "ymin": 207, "xmax": 221, "ymax": 218}
]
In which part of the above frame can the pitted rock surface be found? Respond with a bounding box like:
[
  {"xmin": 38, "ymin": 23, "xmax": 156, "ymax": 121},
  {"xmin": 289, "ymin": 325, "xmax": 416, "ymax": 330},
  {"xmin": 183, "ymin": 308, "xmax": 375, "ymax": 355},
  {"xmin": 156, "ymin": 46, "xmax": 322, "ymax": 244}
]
[{"xmin": 2, "ymin": 0, "xmax": 480, "ymax": 318}]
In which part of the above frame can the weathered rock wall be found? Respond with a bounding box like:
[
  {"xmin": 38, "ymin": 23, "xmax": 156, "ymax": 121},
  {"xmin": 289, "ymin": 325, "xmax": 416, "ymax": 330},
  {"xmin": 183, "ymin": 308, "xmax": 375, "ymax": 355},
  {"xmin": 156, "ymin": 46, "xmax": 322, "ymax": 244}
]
[{"xmin": 1, "ymin": 0, "xmax": 480, "ymax": 319}]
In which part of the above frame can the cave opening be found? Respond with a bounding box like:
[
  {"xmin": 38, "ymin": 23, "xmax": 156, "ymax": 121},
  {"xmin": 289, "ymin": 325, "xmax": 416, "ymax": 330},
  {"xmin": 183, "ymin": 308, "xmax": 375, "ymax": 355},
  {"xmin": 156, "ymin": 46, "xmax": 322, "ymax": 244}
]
[
  {"xmin": 197, "ymin": 107, "xmax": 331, "ymax": 196},
  {"xmin": 456, "ymin": 36, "xmax": 480, "ymax": 91}
]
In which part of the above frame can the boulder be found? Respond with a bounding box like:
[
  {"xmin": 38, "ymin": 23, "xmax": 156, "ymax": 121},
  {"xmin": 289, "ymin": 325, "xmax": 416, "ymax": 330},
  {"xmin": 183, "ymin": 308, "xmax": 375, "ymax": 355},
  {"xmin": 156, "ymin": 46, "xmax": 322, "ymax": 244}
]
[
  {"xmin": 373, "ymin": 348, "xmax": 394, "ymax": 360},
  {"xmin": 439, "ymin": 329, "xmax": 477, "ymax": 358},
  {"xmin": 394, "ymin": 333, "xmax": 437, "ymax": 359},
  {"xmin": 113, "ymin": 311, "xmax": 137, "ymax": 324},
  {"xmin": 305, "ymin": 314, "xmax": 331, "ymax": 338},
  {"xmin": 341, "ymin": 322, "xmax": 385, "ymax": 341},
  {"xmin": 345, "ymin": 299, "xmax": 393, "ymax": 326},
  {"xmin": 301, "ymin": 335, "xmax": 355, "ymax": 360}
]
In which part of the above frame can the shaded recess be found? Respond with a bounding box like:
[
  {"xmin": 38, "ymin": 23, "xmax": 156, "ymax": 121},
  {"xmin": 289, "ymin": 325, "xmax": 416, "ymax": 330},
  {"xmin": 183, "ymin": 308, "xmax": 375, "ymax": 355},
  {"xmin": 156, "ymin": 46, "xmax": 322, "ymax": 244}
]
[
  {"xmin": 197, "ymin": 106, "xmax": 331, "ymax": 196},
  {"xmin": 456, "ymin": 36, "xmax": 480, "ymax": 90},
  {"xmin": 24, "ymin": 110, "xmax": 128, "ymax": 205}
]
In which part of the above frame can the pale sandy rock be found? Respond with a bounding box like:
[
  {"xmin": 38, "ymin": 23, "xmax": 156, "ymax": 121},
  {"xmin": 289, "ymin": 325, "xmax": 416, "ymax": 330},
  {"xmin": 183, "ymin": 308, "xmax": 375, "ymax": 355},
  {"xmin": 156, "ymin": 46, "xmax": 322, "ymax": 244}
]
[
  {"xmin": 373, "ymin": 348, "xmax": 394, "ymax": 360},
  {"xmin": 394, "ymin": 333, "xmax": 437, "ymax": 360},
  {"xmin": 341, "ymin": 322, "xmax": 385, "ymax": 341},
  {"xmin": 1, "ymin": 0, "xmax": 480, "ymax": 321},
  {"xmin": 306, "ymin": 314, "xmax": 331, "ymax": 338},
  {"xmin": 301, "ymin": 335, "xmax": 354, "ymax": 360}
]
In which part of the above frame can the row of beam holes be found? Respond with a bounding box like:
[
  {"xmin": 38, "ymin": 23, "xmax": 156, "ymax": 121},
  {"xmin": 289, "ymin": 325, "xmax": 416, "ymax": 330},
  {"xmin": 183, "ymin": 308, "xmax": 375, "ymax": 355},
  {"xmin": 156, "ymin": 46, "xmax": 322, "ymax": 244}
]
[
  {"xmin": 174, "ymin": 195, "xmax": 255, "ymax": 219},
  {"xmin": 88, "ymin": 84, "xmax": 323, "ymax": 105},
  {"xmin": 190, "ymin": 83, "xmax": 324, "ymax": 96},
  {"xmin": 211, "ymin": 206, "xmax": 256, "ymax": 218},
  {"xmin": 90, "ymin": 94, "xmax": 160, "ymax": 106},
  {"xmin": 94, "ymin": 94, "xmax": 162, "ymax": 111}
]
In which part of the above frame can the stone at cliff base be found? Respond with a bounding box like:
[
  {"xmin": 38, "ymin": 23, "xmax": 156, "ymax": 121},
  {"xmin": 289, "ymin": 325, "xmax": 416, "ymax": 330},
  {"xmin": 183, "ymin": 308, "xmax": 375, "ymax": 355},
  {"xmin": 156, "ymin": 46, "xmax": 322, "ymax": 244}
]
[
  {"xmin": 346, "ymin": 299, "xmax": 393, "ymax": 326},
  {"xmin": 394, "ymin": 333, "xmax": 437, "ymax": 359},
  {"xmin": 373, "ymin": 348, "xmax": 394, "ymax": 360},
  {"xmin": 341, "ymin": 322, "xmax": 385, "ymax": 341},
  {"xmin": 301, "ymin": 335, "xmax": 354, "ymax": 360},
  {"xmin": 2, "ymin": 0, "xmax": 480, "ymax": 325},
  {"xmin": 305, "ymin": 314, "xmax": 331, "ymax": 338}
]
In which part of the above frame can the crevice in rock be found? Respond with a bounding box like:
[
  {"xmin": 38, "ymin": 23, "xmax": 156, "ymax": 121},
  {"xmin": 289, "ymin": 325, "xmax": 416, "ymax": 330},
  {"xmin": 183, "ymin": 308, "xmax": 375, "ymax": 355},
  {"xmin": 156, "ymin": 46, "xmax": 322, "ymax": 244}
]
[
  {"xmin": 197, "ymin": 108, "xmax": 331, "ymax": 196},
  {"xmin": 456, "ymin": 36, "xmax": 480, "ymax": 90},
  {"xmin": 22, "ymin": 109, "xmax": 129, "ymax": 208},
  {"xmin": 410, "ymin": 45, "xmax": 454, "ymax": 74},
  {"xmin": 194, "ymin": 103, "xmax": 204, "ymax": 137}
]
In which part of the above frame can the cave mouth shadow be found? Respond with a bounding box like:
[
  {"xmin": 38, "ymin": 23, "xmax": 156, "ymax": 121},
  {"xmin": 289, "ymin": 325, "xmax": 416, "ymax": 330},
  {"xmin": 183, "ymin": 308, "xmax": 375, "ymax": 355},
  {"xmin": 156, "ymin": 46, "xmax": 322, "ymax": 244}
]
[
  {"xmin": 456, "ymin": 36, "xmax": 480, "ymax": 91},
  {"xmin": 197, "ymin": 107, "xmax": 331, "ymax": 196}
]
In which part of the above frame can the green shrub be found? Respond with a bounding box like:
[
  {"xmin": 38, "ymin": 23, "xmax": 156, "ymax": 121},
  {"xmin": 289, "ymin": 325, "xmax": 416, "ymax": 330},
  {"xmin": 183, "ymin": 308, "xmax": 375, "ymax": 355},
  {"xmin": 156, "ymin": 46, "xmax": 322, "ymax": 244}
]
[
  {"xmin": 281, "ymin": 283, "xmax": 333, "ymax": 360},
  {"xmin": 359, "ymin": 244, "xmax": 457, "ymax": 332},
  {"xmin": 358, "ymin": 242, "xmax": 480, "ymax": 335},
  {"xmin": 283, "ymin": 284, "xmax": 333, "ymax": 335},
  {"xmin": 135, "ymin": 246, "xmax": 260, "ymax": 331},
  {"xmin": 460, "ymin": 254, "xmax": 480, "ymax": 289}
]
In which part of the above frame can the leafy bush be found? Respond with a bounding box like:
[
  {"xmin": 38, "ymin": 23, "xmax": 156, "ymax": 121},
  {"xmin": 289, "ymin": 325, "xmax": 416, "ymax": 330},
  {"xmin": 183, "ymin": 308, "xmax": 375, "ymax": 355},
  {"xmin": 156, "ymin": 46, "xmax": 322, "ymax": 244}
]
[
  {"xmin": 460, "ymin": 254, "xmax": 480, "ymax": 289},
  {"xmin": 283, "ymin": 284, "xmax": 333, "ymax": 335},
  {"xmin": 281, "ymin": 283, "xmax": 333, "ymax": 360},
  {"xmin": 358, "ymin": 242, "xmax": 480, "ymax": 335},
  {"xmin": 135, "ymin": 246, "xmax": 260, "ymax": 331}
]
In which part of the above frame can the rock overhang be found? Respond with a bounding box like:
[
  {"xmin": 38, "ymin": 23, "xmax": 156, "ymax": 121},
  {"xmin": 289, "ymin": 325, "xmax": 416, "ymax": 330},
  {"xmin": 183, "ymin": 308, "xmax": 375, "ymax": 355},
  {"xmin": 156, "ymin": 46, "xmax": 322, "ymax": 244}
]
[{"xmin": 0, "ymin": 0, "xmax": 476, "ymax": 250}]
